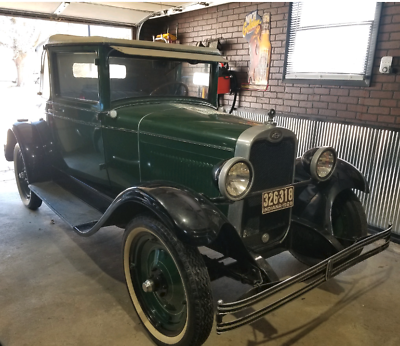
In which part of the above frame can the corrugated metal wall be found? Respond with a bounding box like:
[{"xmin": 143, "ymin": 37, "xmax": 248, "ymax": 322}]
[{"xmin": 234, "ymin": 109, "xmax": 400, "ymax": 235}]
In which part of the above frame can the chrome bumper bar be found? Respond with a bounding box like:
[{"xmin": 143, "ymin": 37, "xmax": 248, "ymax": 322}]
[{"xmin": 216, "ymin": 226, "xmax": 392, "ymax": 334}]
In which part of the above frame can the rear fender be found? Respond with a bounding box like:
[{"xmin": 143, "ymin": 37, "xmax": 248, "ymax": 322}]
[{"xmin": 10, "ymin": 120, "xmax": 53, "ymax": 183}]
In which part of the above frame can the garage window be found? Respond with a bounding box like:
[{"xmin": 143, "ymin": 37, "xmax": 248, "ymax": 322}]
[{"xmin": 283, "ymin": 2, "xmax": 382, "ymax": 86}]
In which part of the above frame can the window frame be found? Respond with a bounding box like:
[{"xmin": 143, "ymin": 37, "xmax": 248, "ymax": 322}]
[
  {"xmin": 282, "ymin": 2, "xmax": 382, "ymax": 87},
  {"xmin": 51, "ymin": 48, "xmax": 101, "ymax": 105}
]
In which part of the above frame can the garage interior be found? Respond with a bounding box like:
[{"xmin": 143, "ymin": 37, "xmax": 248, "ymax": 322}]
[{"xmin": 1, "ymin": 2, "xmax": 400, "ymax": 346}]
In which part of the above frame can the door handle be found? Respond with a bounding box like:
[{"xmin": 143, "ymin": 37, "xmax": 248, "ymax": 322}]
[{"xmin": 96, "ymin": 109, "xmax": 118, "ymax": 121}]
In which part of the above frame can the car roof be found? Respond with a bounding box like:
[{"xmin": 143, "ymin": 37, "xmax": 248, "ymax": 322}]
[{"xmin": 45, "ymin": 34, "xmax": 223, "ymax": 57}]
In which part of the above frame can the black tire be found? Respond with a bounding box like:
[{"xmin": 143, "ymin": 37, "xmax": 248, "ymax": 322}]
[
  {"xmin": 123, "ymin": 215, "xmax": 213, "ymax": 346},
  {"xmin": 14, "ymin": 143, "xmax": 42, "ymax": 210}
]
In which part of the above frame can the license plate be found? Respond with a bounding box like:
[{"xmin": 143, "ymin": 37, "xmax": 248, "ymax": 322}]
[{"xmin": 262, "ymin": 186, "xmax": 294, "ymax": 214}]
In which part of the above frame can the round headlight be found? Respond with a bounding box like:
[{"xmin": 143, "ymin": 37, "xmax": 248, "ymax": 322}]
[
  {"xmin": 310, "ymin": 147, "xmax": 337, "ymax": 181},
  {"xmin": 218, "ymin": 157, "xmax": 254, "ymax": 201}
]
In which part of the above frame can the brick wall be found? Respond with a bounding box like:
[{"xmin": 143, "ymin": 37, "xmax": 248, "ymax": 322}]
[{"xmin": 141, "ymin": 2, "xmax": 400, "ymax": 129}]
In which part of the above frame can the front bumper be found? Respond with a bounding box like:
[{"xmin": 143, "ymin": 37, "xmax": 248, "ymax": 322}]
[{"xmin": 216, "ymin": 226, "xmax": 392, "ymax": 334}]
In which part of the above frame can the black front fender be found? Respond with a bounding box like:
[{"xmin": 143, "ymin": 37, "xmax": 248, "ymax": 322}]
[
  {"xmin": 77, "ymin": 182, "xmax": 230, "ymax": 247},
  {"xmin": 10, "ymin": 120, "xmax": 54, "ymax": 183},
  {"xmin": 293, "ymin": 158, "xmax": 369, "ymax": 234}
]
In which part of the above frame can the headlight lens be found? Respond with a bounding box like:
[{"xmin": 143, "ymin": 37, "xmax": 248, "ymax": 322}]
[
  {"xmin": 218, "ymin": 158, "xmax": 254, "ymax": 201},
  {"xmin": 226, "ymin": 162, "xmax": 251, "ymax": 197},
  {"xmin": 309, "ymin": 147, "xmax": 337, "ymax": 181},
  {"xmin": 316, "ymin": 150, "xmax": 335, "ymax": 178}
]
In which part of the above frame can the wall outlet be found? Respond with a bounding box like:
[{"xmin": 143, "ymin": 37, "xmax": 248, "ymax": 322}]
[{"xmin": 379, "ymin": 56, "xmax": 393, "ymax": 74}]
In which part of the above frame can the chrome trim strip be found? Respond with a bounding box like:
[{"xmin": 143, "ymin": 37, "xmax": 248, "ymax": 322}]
[
  {"xmin": 228, "ymin": 124, "xmax": 298, "ymax": 237},
  {"xmin": 51, "ymin": 113, "xmax": 98, "ymax": 127},
  {"xmin": 139, "ymin": 131, "xmax": 234, "ymax": 152},
  {"xmin": 102, "ymin": 125, "xmax": 137, "ymax": 134},
  {"xmin": 51, "ymin": 101, "xmax": 99, "ymax": 112},
  {"xmin": 218, "ymin": 157, "xmax": 254, "ymax": 201}
]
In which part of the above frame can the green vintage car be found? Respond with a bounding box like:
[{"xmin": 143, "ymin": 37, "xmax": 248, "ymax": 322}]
[{"xmin": 4, "ymin": 35, "xmax": 391, "ymax": 346}]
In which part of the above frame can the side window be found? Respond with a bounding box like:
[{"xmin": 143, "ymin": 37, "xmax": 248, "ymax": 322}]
[{"xmin": 56, "ymin": 52, "xmax": 99, "ymax": 101}]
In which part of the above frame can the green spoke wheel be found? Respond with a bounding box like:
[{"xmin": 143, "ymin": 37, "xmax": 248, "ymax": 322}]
[
  {"xmin": 14, "ymin": 143, "xmax": 42, "ymax": 210},
  {"xmin": 123, "ymin": 216, "xmax": 213, "ymax": 346}
]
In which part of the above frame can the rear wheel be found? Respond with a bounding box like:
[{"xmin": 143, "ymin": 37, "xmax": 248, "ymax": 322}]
[
  {"xmin": 123, "ymin": 215, "xmax": 213, "ymax": 346},
  {"xmin": 13, "ymin": 143, "xmax": 42, "ymax": 210}
]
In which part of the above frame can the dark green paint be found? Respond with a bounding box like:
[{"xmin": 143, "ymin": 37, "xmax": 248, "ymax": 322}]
[{"xmin": 45, "ymin": 42, "xmax": 255, "ymax": 199}]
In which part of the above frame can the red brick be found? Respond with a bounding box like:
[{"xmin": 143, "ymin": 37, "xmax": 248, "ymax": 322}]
[
  {"xmin": 382, "ymin": 4, "xmax": 400, "ymax": 15},
  {"xmin": 338, "ymin": 96, "xmax": 358, "ymax": 104},
  {"xmin": 312, "ymin": 102, "xmax": 328, "ymax": 109},
  {"xmin": 320, "ymin": 95, "xmax": 338, "ymax": 103},
  {"xmin": 391, "ymin": 32, "xmax": 400, "ymax": 40},
  {"xmin": 368, "ymin": 107, "xmax": 390, "ymax": 115},
  {"xmin": 380, "ymin": 23, "xmax": 400, "ymax": 33},
  {"xmin": 250, "ymin": 102, "xmax": 263, "ymax": 109},
  {"xmin": 391, "ymin": 108, "xmax": 400, "ymax": 116},
  {"xmin": 347, "ymin": 104, "xmax": 368, "ymax": 113},
  {"xmin": 357, "ymin": 113, "xmax": 377, "ymax": 122},
  {"xmin": 269, "ymin": 98, "xmax": 284, "ymax": 105},
  {"xmin": 275, "ymin": 105, "xmax": 291, "ymax": 113},
  {"xmin": 319, "ymin": 109, "xmax": 337, "ymax": 117},
  {"xmin": 337, "ymin": 111, "xmax": 356, "ymax": 119},
  {"xmin": 313, "ymin": 88, "xmax": 330, "ymax": 95},
  {"xmin": 292, "ymin": 94, "xmax": 308, "ymax": 101},
  {"xmin": 306, "ymin": 108, "xmax": 318, "ymax": 115},
  {"xmin": 373, "ymin": 75, "xmax": 396, "ymax": 83},
  {"xmin": 284, "ymin": 100, "xmax": 299, "ymax": 107},
  {"xmin": 300, "ymin": 87, "xmax": 314, "ymax": 94},
  {"xmin": 359, "ymin": 98, "xmax": 380, "ymax": 106},
  {"xmin": 330, "ymin": 89, "xmax": 349, "ymax": 96},
  {"xmin": 299, "ymin": 101, "xmax": 313, "ymax": 108},
  {"xmin": 382, "ymin": 83, "xmax": 400, "ymax": 91},
  {"xmin": 308, "ymin": 95, "xmax": 320, "ymax": 101},
  {"xmin": 370, "ymin": 91, "xmax": 394, "ymax": 99},
  {"xmin": 393, "ymin": 15, "xmax": 400, "ymax": 23},
  {"xmin": 329, "ymin": 103, "xmax": 347, "ymax": 111},
  {"xmin": 349, "ymin": 90, "xmax": 370, "ymax": 98},
  {"xmin": 290, "ymin": 107, "xmax": 307, "ymax": 114},
  {"xmin": 380, "ymin": 99, "xmax": 398, "ymax": 107},
  {"xmin": 378, "ymin": 115, "xmax": 395, "ymax": 123}
]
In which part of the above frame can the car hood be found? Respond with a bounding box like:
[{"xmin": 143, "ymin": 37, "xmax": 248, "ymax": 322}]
[{"xmin": 135, "ymin": 103, "xmax": 257, "ymax": 152}]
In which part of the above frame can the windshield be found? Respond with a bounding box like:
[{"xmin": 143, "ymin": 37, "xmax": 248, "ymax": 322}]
[{"xmin": 109, "ymin": 55, "xmax": 214, "ymax": 102}]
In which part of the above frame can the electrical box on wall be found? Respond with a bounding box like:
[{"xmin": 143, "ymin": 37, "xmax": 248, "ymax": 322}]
[{"xmin": 379, "ymin": 56, "xmax": 393, "ymax": 74}]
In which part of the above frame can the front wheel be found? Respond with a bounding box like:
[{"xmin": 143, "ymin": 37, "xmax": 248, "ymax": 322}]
[
  {"xmin": 123, "ymin": 215, "xmax": 213, "ymax": 346},
  {"xmin": 13, "ymin": 143, "xmax": 42, "ymax": 210}
]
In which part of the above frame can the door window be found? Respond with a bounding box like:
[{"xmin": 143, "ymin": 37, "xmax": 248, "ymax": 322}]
[{"xmin": 55, "ymin": 52, "xmax": 99, "ymax": 101}]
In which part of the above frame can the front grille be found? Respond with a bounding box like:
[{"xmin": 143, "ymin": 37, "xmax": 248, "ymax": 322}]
[
  {"xmin": 250, "ymin": 138, "xmax": 295, "ymax": 192},
  {"xmin": 242, "ymin": 137, "xmax": 296, "ymax": 250}
]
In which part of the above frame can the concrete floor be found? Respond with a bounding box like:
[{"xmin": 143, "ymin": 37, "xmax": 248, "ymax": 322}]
[{"xmin": 1, "ymin": 157, "xmax": 400, "ymax": 346}]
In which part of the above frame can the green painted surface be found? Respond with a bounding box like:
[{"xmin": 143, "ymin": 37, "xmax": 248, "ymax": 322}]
[
  {"xmin": 46, "ymin": 42, "xmax": 256, "ymax": 200},
  {"xmin": 103, "ymin": 102, "xmax": 255, "ymax": 197}
]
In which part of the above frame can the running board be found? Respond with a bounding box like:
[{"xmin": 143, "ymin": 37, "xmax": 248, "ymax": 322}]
[{"xmin": 29, "ymin": 181, "xmax": 102, "ymax": 230}]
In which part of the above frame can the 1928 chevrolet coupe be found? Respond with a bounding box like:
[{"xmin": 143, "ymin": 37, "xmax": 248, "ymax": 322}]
[{"xmin": 4, "ymin": 35, "xmax": 391, "ymax": 346}]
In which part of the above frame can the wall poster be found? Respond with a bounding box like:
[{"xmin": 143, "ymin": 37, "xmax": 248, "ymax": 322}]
[{"xmin": 242, "ymin": 11, "xmax": 271, "ymax": 91}]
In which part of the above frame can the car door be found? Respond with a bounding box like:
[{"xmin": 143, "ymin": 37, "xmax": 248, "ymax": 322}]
[{"xmin": 49, "ymin": 49, "xmax": 109, "ymax": 186}]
